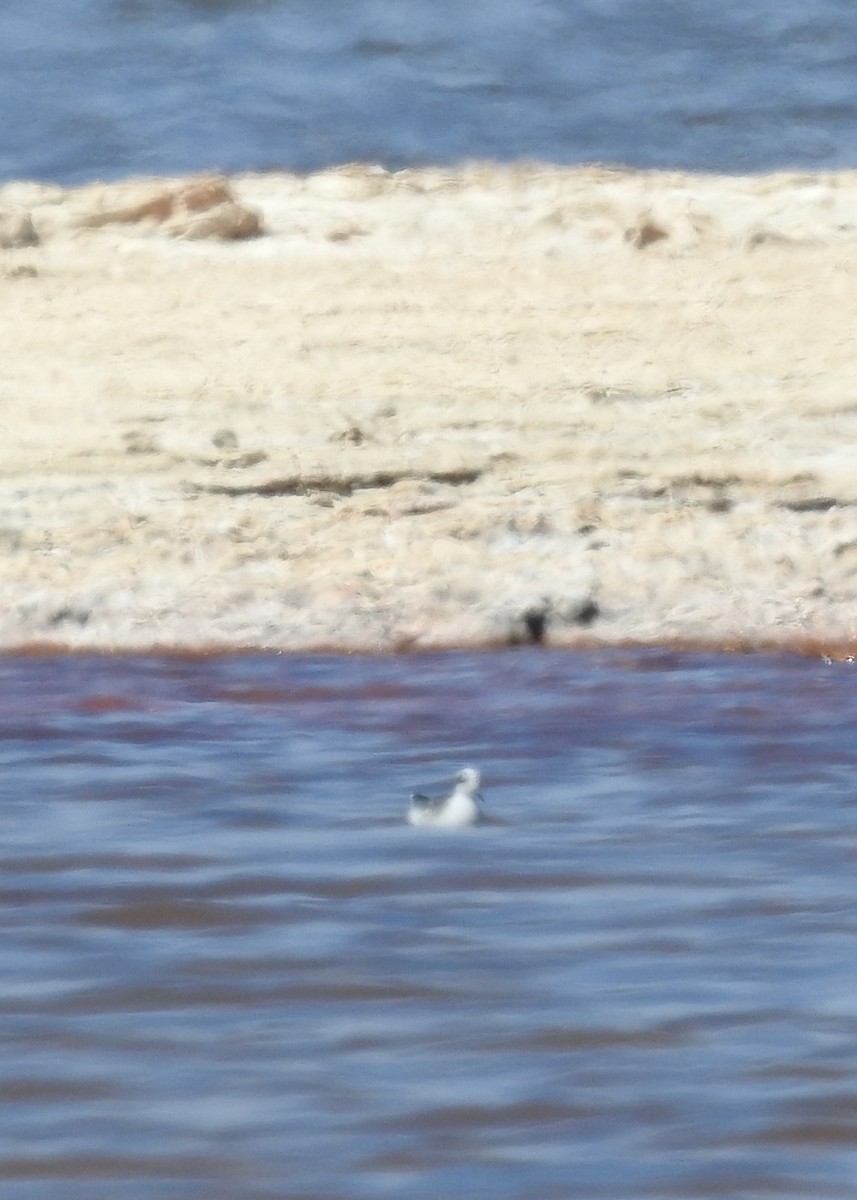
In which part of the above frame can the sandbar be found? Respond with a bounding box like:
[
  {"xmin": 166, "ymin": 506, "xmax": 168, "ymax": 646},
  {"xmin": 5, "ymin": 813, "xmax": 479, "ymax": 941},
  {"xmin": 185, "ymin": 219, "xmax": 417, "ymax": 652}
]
[{"xmin": 2, "ymin": 163, "xmax": 856, "ymax": 656}]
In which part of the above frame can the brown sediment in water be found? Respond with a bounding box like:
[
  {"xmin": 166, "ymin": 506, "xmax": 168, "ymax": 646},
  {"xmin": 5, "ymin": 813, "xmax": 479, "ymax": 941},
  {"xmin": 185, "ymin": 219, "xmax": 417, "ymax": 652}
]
[{"xmin": 3, "ymin": 163, "xmax": 857, "ymax": 655}]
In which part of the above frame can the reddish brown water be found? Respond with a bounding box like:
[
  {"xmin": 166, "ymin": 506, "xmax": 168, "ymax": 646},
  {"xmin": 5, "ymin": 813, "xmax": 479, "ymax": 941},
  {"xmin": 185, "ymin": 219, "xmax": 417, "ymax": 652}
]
[{"xmin": 2, "ymin": 649, "xmax": 857, "ymax": 1199}]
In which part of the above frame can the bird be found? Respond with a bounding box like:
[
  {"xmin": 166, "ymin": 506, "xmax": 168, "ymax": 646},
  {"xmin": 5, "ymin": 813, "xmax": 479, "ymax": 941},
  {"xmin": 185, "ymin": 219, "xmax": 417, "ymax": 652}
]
[{"xmin": 407, "ymin": 767, "xmax": 483, "ymax": 827}]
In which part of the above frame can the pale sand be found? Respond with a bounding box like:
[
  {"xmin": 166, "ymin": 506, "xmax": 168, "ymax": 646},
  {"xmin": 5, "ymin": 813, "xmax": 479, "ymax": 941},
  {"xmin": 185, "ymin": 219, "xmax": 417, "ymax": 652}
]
[{"xmin": 2, "ymin": 162, "xmax": 857, "ymax": 654}]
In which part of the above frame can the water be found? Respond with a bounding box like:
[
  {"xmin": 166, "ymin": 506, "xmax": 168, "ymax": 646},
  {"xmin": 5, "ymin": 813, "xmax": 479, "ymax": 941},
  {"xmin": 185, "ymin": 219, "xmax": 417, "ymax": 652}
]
[
  {"xmin": 2, "ymin": 648, "xmax": 857, "ymax": 1197},
  {"xmin": 3, "ymin": 0, "xmax": 857, "ymax": 184}
]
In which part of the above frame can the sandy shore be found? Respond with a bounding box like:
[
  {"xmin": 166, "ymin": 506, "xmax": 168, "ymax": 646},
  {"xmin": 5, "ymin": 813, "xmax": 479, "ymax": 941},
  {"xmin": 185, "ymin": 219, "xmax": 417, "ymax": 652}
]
[{"xmin": 2, "ymin": 162, "xmax": 857, "ymax": 655}]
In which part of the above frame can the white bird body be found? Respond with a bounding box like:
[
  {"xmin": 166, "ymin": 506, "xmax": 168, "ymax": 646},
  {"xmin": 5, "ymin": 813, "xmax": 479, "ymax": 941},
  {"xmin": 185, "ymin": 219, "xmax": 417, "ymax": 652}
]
[{"xmin": 407, "ymin": 767, "xmax": 483, "ymax": 827}]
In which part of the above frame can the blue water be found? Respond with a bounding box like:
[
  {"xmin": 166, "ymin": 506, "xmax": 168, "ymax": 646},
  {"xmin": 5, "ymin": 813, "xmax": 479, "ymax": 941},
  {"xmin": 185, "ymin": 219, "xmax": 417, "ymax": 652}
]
[
  {"xmin": 3, "ymin": 648, "xmax": 857, "ymax": 1197},
  {"xmin": 2, "ymin": 0, "xmax": 857, "ymax": 184}
]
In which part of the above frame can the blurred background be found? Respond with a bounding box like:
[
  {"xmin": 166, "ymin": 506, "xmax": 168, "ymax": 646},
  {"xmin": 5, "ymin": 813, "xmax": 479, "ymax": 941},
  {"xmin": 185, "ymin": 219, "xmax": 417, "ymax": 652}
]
[{"xmin": 3, "ymin": 0, "xmax": 857, "ymax": 184}]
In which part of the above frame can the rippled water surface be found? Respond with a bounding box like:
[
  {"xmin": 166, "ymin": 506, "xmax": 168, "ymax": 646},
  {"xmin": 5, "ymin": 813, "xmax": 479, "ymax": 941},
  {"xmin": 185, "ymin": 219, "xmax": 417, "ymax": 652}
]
[
  {"xmin": 3, "ymin": 649, "xmax": 857, "ymax": 1197},
  {"xmin": 4, "ymin": 0, "xmax": 857, "ymax": 182}
]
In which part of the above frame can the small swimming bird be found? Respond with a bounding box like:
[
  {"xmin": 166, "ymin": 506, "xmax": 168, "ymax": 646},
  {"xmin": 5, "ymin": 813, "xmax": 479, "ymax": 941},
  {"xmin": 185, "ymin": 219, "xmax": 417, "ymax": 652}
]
[{"xmin": 407, "ymin": 767, "xmax": 483, "ymax": 827}]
